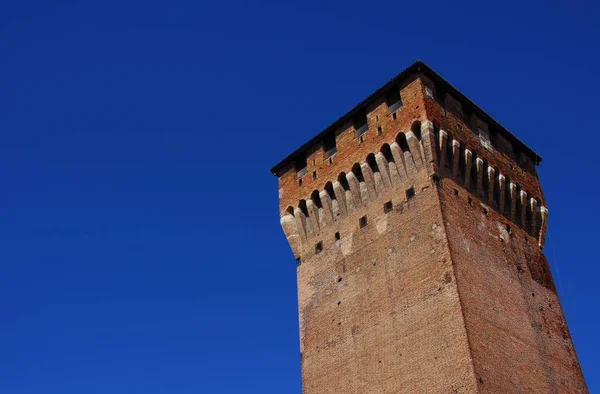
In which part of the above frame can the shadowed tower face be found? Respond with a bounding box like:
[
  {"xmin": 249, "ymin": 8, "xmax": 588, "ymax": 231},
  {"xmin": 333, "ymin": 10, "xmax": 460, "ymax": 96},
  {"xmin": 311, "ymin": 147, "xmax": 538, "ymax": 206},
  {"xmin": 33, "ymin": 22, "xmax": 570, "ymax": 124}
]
[{"xmin": 270, "ymin": 61, "xmax": 587, "ymax": 393}]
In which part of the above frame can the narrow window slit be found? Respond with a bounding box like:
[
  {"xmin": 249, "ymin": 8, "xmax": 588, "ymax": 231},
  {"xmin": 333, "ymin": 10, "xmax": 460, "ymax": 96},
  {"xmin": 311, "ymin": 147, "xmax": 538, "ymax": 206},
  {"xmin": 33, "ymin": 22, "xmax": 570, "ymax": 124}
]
[{"xmin": 359, "ymin": 216, "xmax": 368, "ymax": 228}]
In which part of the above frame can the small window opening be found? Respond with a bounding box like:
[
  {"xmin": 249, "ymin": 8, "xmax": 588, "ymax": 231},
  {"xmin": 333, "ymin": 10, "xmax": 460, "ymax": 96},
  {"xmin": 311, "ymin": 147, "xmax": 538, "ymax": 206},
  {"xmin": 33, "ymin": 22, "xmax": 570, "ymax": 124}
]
[
  {"xmin": 299, "ymin": 199, "xmax": 309, "ymax": 217},
  {"xmin": 315, "ymin": 242, "xmax": 323, "ymax": 254},
  {"xmin": 323, "ymin": 133, "xmax": 337, "ymax": 158},
  {"xmin": 353, "ymin": 110, "xmax": 368, "ymax": 136},
  {"xmin": 411, "ymin": 120, "xmax": 422, "ymax": 141},
  {"xmin": 359, "ymin": 135, "xmax": 364, "ymax": 143},
  {"xmin": 298, "ymin": 178, "xmax": 302, "ymax": 186},
  {"xmin": 506, "ymin": 224, "xmax": 511, "ymax": 234},
  {"xmin": 376, "ymin": 115, "xmax": 379, "ymax": 121},
  {"xmin": 335, "ymin": 232, "xmax": 340, "ymax": 241},
  {"xmin": 338, "ymin": 172, "xmax": 350, "ymax": 191},
  {"xmin": 454, "ymin": 188, "xmax": 459, "ymax": 196},
  {"xmin": 352, "ymin": 163, "xmax": 365, "ymax": 182},
  {"xmin": 311, "ymin": 190, "xmax": 323, "ymax": 209},
  {"xmin": 386, "ymin": 88, "xmax": 403, "ymax": 113},
  {"xmin": 392, "ymin": 112, "xmax": 397, "ymax": 120},
  {"xmin": 294, "ymin": 154, "xmax": 307, "ymax": 178},
  {"xmin": 377, "ymin": 126, "xmax": 382, "ymax": 135},
  {"xmin": 367, "ymin": 153, "xmax": 379, "ymax": 173},
  {"xmin": 329, "ymin": 157, "xmax": 333, "ymax": 164},
  {"xmin": 337, "ymin": 277, "xmax": 342, "ymax": 283},
  {"xmin": 483, "ymin": 208, "xmax": 488, "ymax": 216},
  {"xmin": 468, "ymin": 197, "xmax": 473, "ymax": 206},
  {"xmin": 324, "ymin": 182, "xmax": 336, "ymax": 200},
  {"xmin": 396, "ymin": 133, "xmax": 410, "ymax": 152},
  {"xmin": 296, "ymin": 257, "xmax": 302, "ymax": 266},
  {"xmin": 384, "ymin": 201, "xmax": 393, "ymax": 213},
  {"xmin": 359, "ymin": 216, "xmax": 368, "ymax": 228},
  {"xmin": 406, "ymin": 187, "xmax": 415, "ymax": 200},
  {"xmin": 381, "ymin": 143, "xmax": 394, "ymax": 163},
  {"xmin": 313, "ymin": 171, "xmax": 317, "ymax": 180}
]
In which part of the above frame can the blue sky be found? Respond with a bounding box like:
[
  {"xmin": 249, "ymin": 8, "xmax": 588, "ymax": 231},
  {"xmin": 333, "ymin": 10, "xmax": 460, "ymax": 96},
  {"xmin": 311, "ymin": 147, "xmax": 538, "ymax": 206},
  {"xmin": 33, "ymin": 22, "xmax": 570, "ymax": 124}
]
[{"xmin": 1, "ymin": 1, "xmax": 599, "ymax": 392}]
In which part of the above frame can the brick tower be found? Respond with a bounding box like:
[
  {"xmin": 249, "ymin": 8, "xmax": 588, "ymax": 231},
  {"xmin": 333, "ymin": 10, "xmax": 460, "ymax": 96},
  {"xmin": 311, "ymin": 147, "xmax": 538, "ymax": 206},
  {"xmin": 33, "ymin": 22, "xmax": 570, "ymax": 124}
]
[{"xmin": 270, "ymin": 61, "xmax": 587, "ymax": 393}]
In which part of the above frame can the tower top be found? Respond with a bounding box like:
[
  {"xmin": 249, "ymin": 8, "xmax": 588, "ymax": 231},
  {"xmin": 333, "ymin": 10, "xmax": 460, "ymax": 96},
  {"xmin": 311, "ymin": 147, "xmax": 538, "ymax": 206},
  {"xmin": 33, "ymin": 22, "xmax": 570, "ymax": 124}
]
[{"xmin": 270, "ymin": 60, "xmax": 541, "ymax": 176}]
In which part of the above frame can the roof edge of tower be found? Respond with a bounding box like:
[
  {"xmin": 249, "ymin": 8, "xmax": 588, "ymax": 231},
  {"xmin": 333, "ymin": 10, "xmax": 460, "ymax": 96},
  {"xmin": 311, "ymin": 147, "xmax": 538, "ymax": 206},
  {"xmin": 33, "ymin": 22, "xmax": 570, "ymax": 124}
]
[{"xmin": 270, "ymin": 60, "xmax": 542, "ymax": 176}]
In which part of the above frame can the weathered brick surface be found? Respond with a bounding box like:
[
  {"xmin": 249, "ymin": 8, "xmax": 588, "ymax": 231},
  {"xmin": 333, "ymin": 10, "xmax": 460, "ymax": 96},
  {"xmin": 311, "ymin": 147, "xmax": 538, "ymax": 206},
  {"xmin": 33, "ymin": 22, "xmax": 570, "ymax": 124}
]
[
  {"xmin": 439, "ymin": 178, "xmax": 587, "ymax": 393},
  {"xmin": 272, "ymin": 62, "xmax": 587, "ymax": 393}
]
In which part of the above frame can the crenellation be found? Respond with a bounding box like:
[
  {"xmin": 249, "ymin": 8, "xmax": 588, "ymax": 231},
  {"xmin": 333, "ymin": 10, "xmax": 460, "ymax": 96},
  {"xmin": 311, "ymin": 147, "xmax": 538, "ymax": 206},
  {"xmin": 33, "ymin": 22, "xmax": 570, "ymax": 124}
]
[
  {"xmin": 438, "ymin": 130, "xmax": 449, "ymax": 172},
  {"xmin": 498, "ymin": 174, "xmax": 506, "ymax": 213},
  {"xmin": 464, "ymin": 149, "xmax": 473, "ymax": 190},
  {"xmin": 360, "ymin": 162, "xmax": 377, "ymax": 201},
  {"xmin": 420, "ymin": 120, "xmax": 438, "ymax": 174},
  {"xmin": 375, "ymin": 152, "xmax": 393, "ymax": 191},
  {"xmin": 509, "ymin": 182, "xmax": 518, "ymax": 222},
  {"xmin": 487, "ymin": 166, "xmax": 496, "ymax": 205},
  {"xmin": 520, "ymin": 190, "xmax": 528, "ymax": 230},
  {"xmin": 475, "ymin": 157, "xmax": 484, "ymax": 198},
  {"xmin": 451, "ymin": 139, "xmax": 461, "ymax": 182}
]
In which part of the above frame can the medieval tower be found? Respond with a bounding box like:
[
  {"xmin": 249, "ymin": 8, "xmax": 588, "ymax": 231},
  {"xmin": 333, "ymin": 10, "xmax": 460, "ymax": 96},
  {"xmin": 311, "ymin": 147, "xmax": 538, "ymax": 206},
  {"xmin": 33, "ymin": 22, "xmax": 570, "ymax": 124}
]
[{"xmin": 270, "ymin": 61, "xmax": 587, "ymax": 393}]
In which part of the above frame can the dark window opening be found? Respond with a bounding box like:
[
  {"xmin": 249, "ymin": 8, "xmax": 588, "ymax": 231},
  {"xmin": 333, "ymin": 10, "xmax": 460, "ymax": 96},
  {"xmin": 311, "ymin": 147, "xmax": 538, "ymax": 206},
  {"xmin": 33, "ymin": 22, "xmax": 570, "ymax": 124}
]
[
  {"xmin": 392, "ymin": 112, "xmax": 397, "ymax": 120},
  {"xmin": 323, "ymin": 133, "xmax": 337, "ymax": 158},
  {"xmin": 299, "ymin": 199, "xmax": 309, "ymax": 216},
  {"xmin": 396, "ymin": 133, "xmax": 410, "ymax": 152},
  {"xmin": 298, "ymin": 178, "xmax": 302, "ymax": 186},
  {"xmin": 406, "ymin": 187, "xmax": 415, "ymax": 199},
  {"xmin": 468, "ymin": 197, "xmax": 473, "ymax": 206},
  {"xmin": 411, "ymin": 121, "xmax": 422, "ymax": 141},
  {"xmin": 386, "ymin": 88, "xmax": 403, "ymax": 113},
  {"xmin": 352, "ymin": 163, "xmax": 365, "ymax": 182},
  {"xmin": 313, "ymin": 171, "xmax": 317, "ymax": 180},
  {"xmin": 504, "ymin": 176, "xmax": 512, "ymax": 215},
  {"xmin": 294, "ymin": 154, "xmax": 307, "ymax": 178},
  {"xmin": 506, "ymin": 224, "xmax": 511, "ymax": 234},
  {"xmin": 483, "ymin": 208, "xmax": 488, "ymax": 216},
  {"xmin": 335, "ymin": 232, "xmax": 340, "ymax": 241},
  {"xmin": 367, "ymin": 153, "xmax": 379, "ymax": 173},
  {"xmin": 384, "ymin": 201, "xmax": 393, "ymax": 213},
  {"xmin": 359, "ymin": 135, "xmax": 364, "ymax": 143},
  {"xmin": 481, "ymin": 159, "xmax": 489, "ymax": 201},
  {"xmin": 353, "ymin": 110, "xmax": 368, "ymax": 136},
  {"xmin": 377, "ymin": 126, "xmax": 382, "ymax": 135},
  {"xmin": 325, "ymin": 182, "xmax": 336, "ymax": 200},
  {"xmin": 359, "ymin": 216, "xmax": 368, "ymax": 228},
  {"xmin": 286, "ymin": 206, "xmax": 295, "ymax": 216},
  {"xmin": 296, "ymin": 257, "xmax": 302, "ymax": 266},
  {"xmin": 381, "ymin": 143, "xmax": 394, "ymax": 163},
  {"xmin": 338, "ymin": 172, "xmax": 350, "ymax": 191},
  {"xmin": 454, "ymin": 188, "xmax": 459, "ymax": 196},
  {"xmin": 329, "ymin": 157, "xmax": 333, "ymax": 165},
  {"xmin": 315, "ymin": 242, "xmax": 323, "ymax": 254},
  {"xmin": 469, "ymin": 151, "xmax": 478, "ymax": 194},
  {"xmin": 311, "ymin": 190, "xmax": 323, "ymax": 209}
]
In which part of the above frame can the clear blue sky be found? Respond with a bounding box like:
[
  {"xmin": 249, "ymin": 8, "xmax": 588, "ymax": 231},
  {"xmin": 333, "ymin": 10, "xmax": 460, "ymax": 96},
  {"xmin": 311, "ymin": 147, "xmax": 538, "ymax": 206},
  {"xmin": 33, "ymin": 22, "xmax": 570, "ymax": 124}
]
[{"xmin": 1, "ymin": 1, "xmax": 598, "ymax": 392}]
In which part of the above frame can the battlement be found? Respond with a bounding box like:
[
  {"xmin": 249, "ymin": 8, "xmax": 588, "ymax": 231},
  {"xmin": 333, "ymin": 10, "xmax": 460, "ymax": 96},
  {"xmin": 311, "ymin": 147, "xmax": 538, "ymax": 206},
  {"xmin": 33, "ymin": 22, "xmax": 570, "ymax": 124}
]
[
  {"xmin": 279, "ymin": 119, "xmax": 548, "ymax": 261},
  {"xmin": 273, "ymin": 61, "xmax": 549, "ymax": 264}
]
